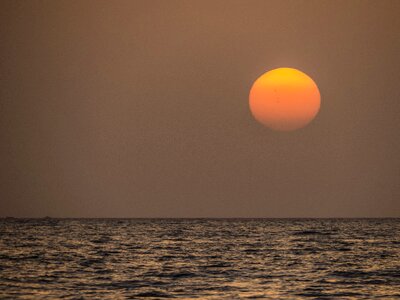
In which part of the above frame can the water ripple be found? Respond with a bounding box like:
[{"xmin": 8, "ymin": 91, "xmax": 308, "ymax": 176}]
[{"xmin": 0, "ymin": 218, "xmax": 399, "ymax": 299}]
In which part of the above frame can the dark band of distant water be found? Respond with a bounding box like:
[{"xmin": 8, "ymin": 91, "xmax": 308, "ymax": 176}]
[{"xmin": 1, "ymin": 218, "xmax": 399, "ymax": 299}]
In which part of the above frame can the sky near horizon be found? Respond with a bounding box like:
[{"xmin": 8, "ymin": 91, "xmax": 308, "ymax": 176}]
[{"xmin": 1, "ymin": 0, "xmax": 399, "ymax": 218}]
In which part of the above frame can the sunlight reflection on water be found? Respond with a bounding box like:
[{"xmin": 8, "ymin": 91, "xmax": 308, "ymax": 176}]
[{"xmin": 0, "ymin": 218, "xmax": 399, "ymax": 299}]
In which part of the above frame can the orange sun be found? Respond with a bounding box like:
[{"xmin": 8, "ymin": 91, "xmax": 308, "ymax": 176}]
[{"xmin": 249, "ymin": 68, "xmax": 321, "ymax": 131}]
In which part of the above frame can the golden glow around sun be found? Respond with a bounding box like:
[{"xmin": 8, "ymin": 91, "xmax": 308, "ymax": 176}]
[{"xmin": 249, "ymin": 68, "xmax": 321, "ymax": 131}]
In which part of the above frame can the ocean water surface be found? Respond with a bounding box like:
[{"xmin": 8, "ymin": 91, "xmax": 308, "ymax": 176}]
[{"xmin": 0, "ymin": 218, "xmax": 399, "ymax": 299}]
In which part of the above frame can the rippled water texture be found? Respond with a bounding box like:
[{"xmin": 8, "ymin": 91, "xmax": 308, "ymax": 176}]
[{"xmin": 1, "ymin": 219, "xmax": 399, "ymax": 299}]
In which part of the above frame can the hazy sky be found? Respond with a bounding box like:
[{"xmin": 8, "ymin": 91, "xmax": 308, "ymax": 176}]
[{"xmin": 1, "ymin": 0, "xmax": 399, "ymax": 217}]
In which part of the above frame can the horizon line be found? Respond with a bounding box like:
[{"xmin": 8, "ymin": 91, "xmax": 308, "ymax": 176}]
[{"xmin": 1, "ymin": 216, "xmax": 399, "ymax": 220}]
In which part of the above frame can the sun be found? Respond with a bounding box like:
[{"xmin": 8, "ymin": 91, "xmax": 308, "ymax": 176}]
[{"xmin": 249, "ymin": 68, "xmax": 321, "ymax": 131}]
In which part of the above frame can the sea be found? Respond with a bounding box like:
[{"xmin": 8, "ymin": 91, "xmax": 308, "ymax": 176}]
[{"xmin": 0, "ymin": 218, "xmax": 399, "ymax": 299}]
